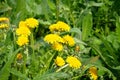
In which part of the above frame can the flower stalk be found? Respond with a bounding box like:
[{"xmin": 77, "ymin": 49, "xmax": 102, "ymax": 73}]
[{"xmin": 56, "ymin": 64, "xmax": 69, "ymax": 72}]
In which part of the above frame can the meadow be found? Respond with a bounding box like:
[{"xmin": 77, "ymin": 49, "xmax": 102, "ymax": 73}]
[{"xmin": 0, "ymin": 0, "xmax": 120, "ymax": 80}]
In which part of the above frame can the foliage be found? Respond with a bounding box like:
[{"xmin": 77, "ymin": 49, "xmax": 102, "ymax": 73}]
[{"xmin": 0, "ymin": 0, "xmax": 120, "ymax": 80}]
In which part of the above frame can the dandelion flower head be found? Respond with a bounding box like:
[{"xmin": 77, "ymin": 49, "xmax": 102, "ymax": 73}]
[
  {"xmin": 55, "ymin": 56, "xmax": 65, "ymax": 67},
  {"xmin": 89, "ymin": 67, "xmax": 98, "ymax": 80},
  {"xmin": 49, "ymin": 21, "xmax": 70, "ymax": 32},
  {"xmin": 19, "ymin": 21, "xmax": 27, "ymax": 28},
  {"xmin": 52, "ymin": 42, "xmax": 63, "ymax": 51},
  {"xmin": 57, "ymin": 21, "xmax": 70, "ymax": 31},
  {"xmin": 49, "ymin": 24, "xmax": 59, "ymax": 32},
  {"xmin": 25, "ymin": 18, "xmax": 39, "ymax": 28},
  {"xmin": 0, "ymin": 24, "xmax": 9, "ymax": 29},
  {"xmin": 0, "ymin": 17, "xmax": 9, "ymax": 29},
  {"xmin": 63, "ymin": 35, "xmax": 75, "ymax": 46},
  {"xmin": 0, "ymin": 17, "xmax": 9, "ymax": 22},
  {"xmin": 44, "ymin": 34, "xmax": 64, "ymax": 44},
  {"xmin": 16, "ymin": 35, "xmax": 29, "ymax": 46},
  {"xmin": 17, "ymin": 53, "xmax": 23, "ymax": 60},
  {"xmin": 66, "ymin": 56, "xmax": 81, "ymax": 69},
  {"xmin": 16, "ymin": 26, "xmax": 31, "ymax": 36}
]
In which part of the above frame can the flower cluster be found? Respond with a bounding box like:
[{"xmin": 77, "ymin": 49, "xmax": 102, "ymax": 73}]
[
  {"xmin": 89, "ymin": 66, "xmax": 98, "ymax": 80},
  {"xmin": 0, "ymin": 17, "xmax": 9, "ymax": 29},
  {"xmin": 16, "ymin": 18, "xmax": 39, "ymax": 46},
  {"xmin": 44, "ymin": 21, "xmax": 75, "ymax": 51},
  {"xmin": 55, "ymin": 56, "xmax": 81, "ymax": 69}
]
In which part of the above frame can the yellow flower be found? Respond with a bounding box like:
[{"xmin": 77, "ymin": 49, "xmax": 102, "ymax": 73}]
[
  {"xmin": 63, "ymin": 35, "xmax": 75, "ymax": 46},
  {"xmin": 55, "ymin": 56, "xmax": 65, "ymax": 67},
  {"xmin": 52, "ymin": 42, "xmax": 63, "ymax": 51},
  {"xmin": 75, "ymin": 45, "xmax": 80, "ymax": 52},
  {"xmin": 25, "ymin": 18, "xmax": 39, "ymax": 28},
  {"xmin": 0, "ymin": 24, "xmax": 9, "ymax": 29},
  {"xmin": 0, "ymin": 17, "xmax": 9, "ymax": 22},
  {"xmin": 57, "ymin": 21, "xmax": 70, "ymax": 31},
  {"xmin": 17, "ymin": 53, "xmax": 23, "ymax": 60},
  {"xmin": 49, "ymin": 24, "xmax": 59, "ymax": 32},
  {"xmin": 89, "ymin": 67, "xmax": 98, "ymax": 80},
  {"xmin": 49, "ymin": 21, "xmax": 70, "ymax": 32},
  {"xmin": 19, "ymin": 21, "xmax": 27, "ymax": 28},
  {"xmin": 16, "ymin": 26, "xmax": 31, "ymax": 36},
  {"xmin": 16, "ymin": 35, "xmax": 29, "ymax": 46},
  {"xmin": 44, "ymin": 34, "xmax": 64, "ymax": 44},
  {"xmin": 66, "ymin": 56, "xmax": 81, "ymax": 69}
]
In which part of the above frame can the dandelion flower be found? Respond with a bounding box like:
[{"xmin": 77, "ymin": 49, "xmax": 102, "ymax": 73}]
[
  {"xmin": 49, "ymin": 21, "xmax": 70, "ymax": 32},
  {"xmin": 25, "ymin": 18, "xmax": 39, "ymax": 28},
  {"xmin": 0, "ymin": 24, "xmax": 9, "ymax": 29},
  {"xmin": 52, "ymin": 42, "xmax": 63, "ymax": 51},
  {"xmin": 17, "ymin": 53, "xmax": 23, "ymax": 60},
  {"xmin": 57, "ymin": 21, "xmax": 70, "ymax": 32},
  {"xmin": 66, "ymin": 56, "xmax": 81, "ymax": 69},
  {"xmin": 16, "ymin": 26, "xmax": 31, "ymax": 36},
  {"xmin": 0, "ymin": 17, "xmax": 9, "ymax": 22},
  {"xmin": 63, "ymin": 35, "xmax": 75, "ymax": 46},
  {"xmin": 75, "ymin": 45, "xmax": 80, "ymax": 52},
  {"xmin": 16, "ymin": 35, "xmax": 29, "ymax": 46},
  {"xmin": 49, "ymin": 24, "xmax": 59, "ymax": 32},
  {"xmin": 19, "ymin": 21, "xmax": 27, "ymax": 28},
  {"xmin": 89, "ymin": 67, "xmax": 98, "ymax": 80},
  {"xmin": 44, "ymin": 34, "xmax": 64, "ymax": 44},
  {"xmin": 55, "ymin": 56, "xmax": 65, "ymax": 67}
]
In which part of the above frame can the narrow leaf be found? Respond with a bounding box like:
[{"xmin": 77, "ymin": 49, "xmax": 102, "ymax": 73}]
[
  {"xmin": 9, "ymin": 68, "xmax": 28, "ymax": 80},
  {"xmin": 0, "ymin": 48, "xmax": 22, "ymax": 80},
  {"xmin": 82, "ymin": 10, "xmax": 93, "ymax": 41}
]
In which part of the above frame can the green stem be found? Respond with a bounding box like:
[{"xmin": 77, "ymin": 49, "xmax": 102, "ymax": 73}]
[
  {"xmin": 56, "ymin": 64, "xmax": 69, "ymax": 72},
  {"xmin": 56, "ymin": 0, "xmax": 59, "ymax": 22},
  {"xmin": 23, "ymin": 47, "xmax": 29, "ymax": 76},
  {"xmin": 30, "ymin": 31, "xmax": 35, "ymax": 67}
]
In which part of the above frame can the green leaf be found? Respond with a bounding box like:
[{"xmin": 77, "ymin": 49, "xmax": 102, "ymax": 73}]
[
  {"xmin": 98, "ymin": 69, "xmax": 106, "ymax": 76},
  {"xmin": 82, "ymin": 10, "xmax": 93, "ymax": 41},
  {"xmin": 33, "ymin": 71, "xmax": 69, "ymax": 80},
  {"xmin": 115, "ymin": 15, "xmax": 120, "ymax": 43},
  {"xmin": 95, "ymin": 33, "xmax": 118, "ymax": 64},
  {"xmin": 9, "ymin": 68, "xmax": 29, "ymax": 80},
  {"xmin": 70, "ymin": 28, "xmax": 82, "ymax": 35},
  {"xmin": 97, "ymin": 67, "xmax": 116, "ymax": 80},
  {"xmin": 74, "ymin": 38, "xmax": 87, "ymax": 45},
  {"xmin": 88, "ymin": 1, "xmax": 104, "ymax": 7},
  {"xmin": 0, "ymin": 48, "xmax": 22, "ymax": 80},
  {"xmin": 15, "ymin": 0, "xmax": 27, "ymax": 20},
  {"xmin": 0, "ymin": 2, "xmax": 12, "ymax": 13},
  {"xmin": 85, "ymin": 64, "xmax": 116, "ymax": 80},
  {"xmin": 47, "ymin": 0, "xmax": 56, "ymax": 11},
  {"xmin": 40, "ymin": 0, "xmax": 50, "ymax": 20}
]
